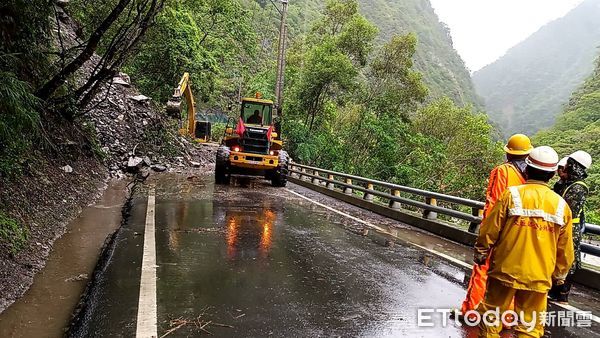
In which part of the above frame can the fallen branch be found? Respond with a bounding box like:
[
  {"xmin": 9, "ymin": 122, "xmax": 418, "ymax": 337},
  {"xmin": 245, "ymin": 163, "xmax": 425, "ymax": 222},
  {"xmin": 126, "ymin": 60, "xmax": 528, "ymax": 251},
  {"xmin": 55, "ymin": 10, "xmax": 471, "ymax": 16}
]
[{"xmin": 160, "ymin": 314, "xmax": 233, "ymax": 337}]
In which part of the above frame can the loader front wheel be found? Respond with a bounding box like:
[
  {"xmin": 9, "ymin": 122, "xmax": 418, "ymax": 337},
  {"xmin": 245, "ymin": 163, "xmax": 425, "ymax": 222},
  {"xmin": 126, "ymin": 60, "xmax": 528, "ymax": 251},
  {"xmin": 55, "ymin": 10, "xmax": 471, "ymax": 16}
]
[
  {"xmin": 271, "ymin": 151, "xmax": 289, "ymax": 187},
  {"xmin": 215, "ymin": 146, "xmax": 231, "ymax": 185}
]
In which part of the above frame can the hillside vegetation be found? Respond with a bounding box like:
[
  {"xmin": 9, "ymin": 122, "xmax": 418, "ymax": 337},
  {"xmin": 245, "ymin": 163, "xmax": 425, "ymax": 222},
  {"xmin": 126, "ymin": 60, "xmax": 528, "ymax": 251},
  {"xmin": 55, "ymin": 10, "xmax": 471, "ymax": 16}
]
[
  {"xmin": 473, "ymin": 0, "xmax": 600, "ymax": 136},
  {"xmin": 280, "ymin": 1, "xmax": 502, "ymax": 200},
  {"xmin": 535, "ymin": 56, "xmax": 600, "ymax": 223},
  {"xmin": 282, "ymin": 0, "xmax": 480, "ymax": 107}
]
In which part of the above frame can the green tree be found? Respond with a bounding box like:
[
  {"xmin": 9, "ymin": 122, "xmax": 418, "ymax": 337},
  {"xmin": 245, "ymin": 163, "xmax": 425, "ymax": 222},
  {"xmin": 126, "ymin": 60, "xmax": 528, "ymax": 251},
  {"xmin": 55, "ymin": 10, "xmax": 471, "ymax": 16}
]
[
  {"xmin": 413, "ymin": 97, "xmax": 503, "ymax": 198},
  {"xmin": 126, "ymin": 0, "xmax": 257, "ymax": 105},
  {"xmin": 366, "ymin": 33, "xmax": 428, "ymax": 120}
]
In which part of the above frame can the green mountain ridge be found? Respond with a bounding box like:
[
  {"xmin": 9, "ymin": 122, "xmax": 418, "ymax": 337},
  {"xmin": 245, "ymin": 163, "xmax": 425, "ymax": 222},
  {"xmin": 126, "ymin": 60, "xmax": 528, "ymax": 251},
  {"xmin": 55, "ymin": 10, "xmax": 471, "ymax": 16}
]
[
  {"xmin": 473, "ymin": 0, "xmax": 600, "ymax": 137},
  {"xmin": 281, "ymin": 0, "xmax": 480, "ymax": 107}
]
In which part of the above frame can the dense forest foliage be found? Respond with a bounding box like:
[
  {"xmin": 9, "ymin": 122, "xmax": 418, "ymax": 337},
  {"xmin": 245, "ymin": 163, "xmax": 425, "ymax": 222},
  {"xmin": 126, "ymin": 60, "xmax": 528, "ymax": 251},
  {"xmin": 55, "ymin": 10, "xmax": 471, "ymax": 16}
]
[
  {"xmin": 102, "ymin": 0, "xmax": 482, "ymax": 111},
  {"xmin": 535, "ymin": 56, "xmax": 600, "ymax": 223},
  {"xmin": 473, "ymin": 0, "xmax": 600, "ymax": 137}
]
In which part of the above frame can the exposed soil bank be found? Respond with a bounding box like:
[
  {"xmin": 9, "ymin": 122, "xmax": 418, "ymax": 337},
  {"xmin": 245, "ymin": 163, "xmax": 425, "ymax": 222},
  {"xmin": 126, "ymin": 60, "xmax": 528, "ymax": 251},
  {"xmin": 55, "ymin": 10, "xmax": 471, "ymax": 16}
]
[{"xmin": 0, "ymin": 156, "xmax": 107, "ymax": 313}]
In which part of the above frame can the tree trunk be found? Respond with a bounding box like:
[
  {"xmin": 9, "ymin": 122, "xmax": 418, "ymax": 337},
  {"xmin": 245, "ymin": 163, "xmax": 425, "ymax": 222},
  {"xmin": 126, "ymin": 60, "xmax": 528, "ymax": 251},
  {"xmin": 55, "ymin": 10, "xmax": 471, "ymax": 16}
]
[{"xmin": 36, "ymin": 0, "xmax": 132, "ymax": 101}]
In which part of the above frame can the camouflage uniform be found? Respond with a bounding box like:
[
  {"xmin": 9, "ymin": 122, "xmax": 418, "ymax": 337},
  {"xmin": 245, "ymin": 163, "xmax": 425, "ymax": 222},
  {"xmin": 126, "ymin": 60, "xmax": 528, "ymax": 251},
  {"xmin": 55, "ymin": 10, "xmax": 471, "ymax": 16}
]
[{"xmin": 553, "ymin": 161, "xmax": 588, "ymax": 274}]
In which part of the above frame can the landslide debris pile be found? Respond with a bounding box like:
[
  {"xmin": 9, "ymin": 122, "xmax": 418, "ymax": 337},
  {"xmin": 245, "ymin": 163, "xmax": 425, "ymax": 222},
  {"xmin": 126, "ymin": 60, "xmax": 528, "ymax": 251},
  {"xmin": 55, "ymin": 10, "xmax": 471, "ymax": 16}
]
[
  {"xmin": 86, "ymin": 72, "xmax": 215, "ymax": 179},
  {"xmin": 58, "ymin": 3, "xmax": 215, "ymax": 178}
]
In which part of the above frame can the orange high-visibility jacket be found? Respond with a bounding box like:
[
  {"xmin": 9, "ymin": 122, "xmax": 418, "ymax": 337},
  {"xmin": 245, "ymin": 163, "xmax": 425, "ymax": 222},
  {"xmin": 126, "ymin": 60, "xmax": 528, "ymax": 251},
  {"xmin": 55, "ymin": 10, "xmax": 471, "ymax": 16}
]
[
  {"xmin": 484, "ymin": 163, "xmax": 526, "ymax": 218},
  {"xmin": 476, "ymin": 181, "xmax": 574, "ymax": 292},
  {"xmin": 460, "ymin": 162, "xmax": 526, "ymax": 314}
]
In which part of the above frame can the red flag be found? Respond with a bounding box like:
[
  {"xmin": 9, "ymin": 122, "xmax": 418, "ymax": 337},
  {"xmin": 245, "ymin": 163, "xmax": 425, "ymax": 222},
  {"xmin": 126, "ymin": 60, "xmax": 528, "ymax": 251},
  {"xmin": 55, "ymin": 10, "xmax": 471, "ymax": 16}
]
[
  {"xmin": 266, "ymin": 125, "xmax": 274, "ymax": 140},
  {"xmin": 235, "ymin": 117, "xmax": 245, "ymax": 136}
]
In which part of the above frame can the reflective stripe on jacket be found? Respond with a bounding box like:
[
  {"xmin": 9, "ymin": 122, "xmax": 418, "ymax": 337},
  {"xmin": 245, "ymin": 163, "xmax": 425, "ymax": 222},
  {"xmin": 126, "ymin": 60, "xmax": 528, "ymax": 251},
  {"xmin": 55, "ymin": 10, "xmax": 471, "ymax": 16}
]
[
  {"xmin": 484, "ymin": 163, "xmax": 526, "ymax": 218},
  {"xmin": 475, "ymin": 181, "xmax": 574, "ymax": 292}
]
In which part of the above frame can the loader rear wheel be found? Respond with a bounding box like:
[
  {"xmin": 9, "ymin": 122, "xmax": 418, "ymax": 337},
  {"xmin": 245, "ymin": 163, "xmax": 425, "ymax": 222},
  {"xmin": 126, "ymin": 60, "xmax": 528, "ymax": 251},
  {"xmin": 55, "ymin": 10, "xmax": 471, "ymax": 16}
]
[
  {"xmin": 215, "ymin": 146, "xmax": 231, "ymax": 185},
  {"xmin": 271, "ymin": 151, "xmax": 289, "ymax": 187}
]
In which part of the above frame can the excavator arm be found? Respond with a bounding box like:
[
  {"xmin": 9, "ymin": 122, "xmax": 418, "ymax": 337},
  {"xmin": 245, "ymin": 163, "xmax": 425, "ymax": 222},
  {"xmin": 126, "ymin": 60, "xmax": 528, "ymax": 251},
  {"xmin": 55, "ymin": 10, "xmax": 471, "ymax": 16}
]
[{"xmin": 166, "ymin": 72, "xmax": 197, "ymax": 138}]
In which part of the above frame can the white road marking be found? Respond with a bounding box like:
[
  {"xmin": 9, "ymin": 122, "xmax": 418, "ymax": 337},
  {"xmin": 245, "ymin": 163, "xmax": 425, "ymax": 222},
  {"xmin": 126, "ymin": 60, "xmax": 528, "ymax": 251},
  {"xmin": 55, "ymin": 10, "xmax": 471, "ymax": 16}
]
[
  {"xmin": 136, "ymin": 187, "xmax": 158, "ymax": 338},
  {"xmin": 286, "ymin": 188, "xmax": 600, "ymax": 324}
]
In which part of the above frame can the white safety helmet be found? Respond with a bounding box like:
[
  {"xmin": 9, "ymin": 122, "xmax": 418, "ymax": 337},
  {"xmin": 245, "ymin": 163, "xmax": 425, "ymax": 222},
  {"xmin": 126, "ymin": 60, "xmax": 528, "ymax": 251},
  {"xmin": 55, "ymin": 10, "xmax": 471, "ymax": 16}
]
[
  {"xmin": 525, "ymin": 146, "xmax": 559, "ymax": 172},
  {"xmin": 558, "ymin": 157, "xmax": 568, "ymax": 168},
  {"xmin": 569, "ymin": 150, "xmax": 592, "ymax": 169}
]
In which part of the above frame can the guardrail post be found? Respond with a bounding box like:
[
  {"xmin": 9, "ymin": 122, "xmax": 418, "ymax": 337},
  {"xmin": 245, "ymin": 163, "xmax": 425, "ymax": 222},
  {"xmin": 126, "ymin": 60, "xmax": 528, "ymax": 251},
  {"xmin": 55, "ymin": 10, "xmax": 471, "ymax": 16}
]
[
  {"xmin": 301, "ymin": 168, "xmax": 308, "ymax": 181},
  {"xmin": 327, "ymin": 175, "xmax": 335, "ymax": 189},
  {"xmin": 423, "ymin": 197, "xmax": 437, "ymax": 220},
  {"xmin": 468, "ymin": 207, "xmax": 483, "ymax": 233},
  {"xmin": 389, "ymin": 189, "xmax": 401, "ymax": 210},
  {"xmin": 312, "ymin": 170, "xmax": 320, "ymax": 185},
  {"xmin": 363, "ymin": 183, "xmax": 374, "ymax": 201},
  {"xmin": 344, "ymin": 179, "xmax": 353, "ymax": 195}
]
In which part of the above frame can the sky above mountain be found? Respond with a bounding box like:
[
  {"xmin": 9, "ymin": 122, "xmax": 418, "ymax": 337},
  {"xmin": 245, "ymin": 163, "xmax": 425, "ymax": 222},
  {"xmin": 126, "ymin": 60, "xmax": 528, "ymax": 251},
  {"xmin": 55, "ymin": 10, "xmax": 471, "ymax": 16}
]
[{"xmin": 430, "ymin": 0, "xmax": 584, "ymax": 72}]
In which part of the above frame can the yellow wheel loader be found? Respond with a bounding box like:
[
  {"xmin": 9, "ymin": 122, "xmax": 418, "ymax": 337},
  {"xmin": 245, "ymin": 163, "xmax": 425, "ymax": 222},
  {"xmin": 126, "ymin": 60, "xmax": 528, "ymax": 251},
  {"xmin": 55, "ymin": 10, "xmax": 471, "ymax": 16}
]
[
  {"xmin": 215, "ymin": 94, "xmax": 288, "ymax": 187},
  {"xmin": 166, "ymin": 73, "xmax": 211, "ymax": 142}
]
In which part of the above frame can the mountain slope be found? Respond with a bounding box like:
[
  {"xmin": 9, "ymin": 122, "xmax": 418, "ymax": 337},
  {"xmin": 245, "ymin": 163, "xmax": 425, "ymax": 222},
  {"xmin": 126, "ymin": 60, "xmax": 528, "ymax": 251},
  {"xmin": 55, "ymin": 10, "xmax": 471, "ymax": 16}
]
[
  {"xmin": 534, "ymin": 56, "xmax": 600, "ymax": 222},
  {"xmin": 283, "ymin": 0, "xmax": 480, "ymax": 107},
  {"xmin": 473, "ymin": 0, "xmax": 600, "ymax": 136}
]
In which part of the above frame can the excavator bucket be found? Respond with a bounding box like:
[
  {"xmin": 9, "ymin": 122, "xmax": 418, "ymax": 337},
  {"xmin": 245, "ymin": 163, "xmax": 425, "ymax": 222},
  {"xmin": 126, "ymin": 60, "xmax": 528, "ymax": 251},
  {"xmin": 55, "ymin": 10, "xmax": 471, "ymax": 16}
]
[{"xmin": 166, "ymin": 97, "xmax": 182, "ymax": 118}]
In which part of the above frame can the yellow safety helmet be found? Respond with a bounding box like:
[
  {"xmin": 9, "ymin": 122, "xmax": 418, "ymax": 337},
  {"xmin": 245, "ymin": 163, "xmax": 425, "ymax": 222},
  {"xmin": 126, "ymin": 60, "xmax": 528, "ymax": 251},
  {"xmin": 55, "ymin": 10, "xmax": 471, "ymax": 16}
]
[{"xmin": 504, "ymin": 134, "xmax": 533, "ymax": 155}]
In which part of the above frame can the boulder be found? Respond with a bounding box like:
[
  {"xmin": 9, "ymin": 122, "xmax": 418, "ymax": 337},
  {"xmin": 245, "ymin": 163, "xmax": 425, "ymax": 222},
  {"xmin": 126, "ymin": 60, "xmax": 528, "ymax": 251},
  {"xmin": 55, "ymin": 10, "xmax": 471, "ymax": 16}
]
[
  {"xmin": 151, "ymin": 164, "xmax": 167, "ymax": 172},
  {"xmin": 112, "ymin": 72, "xmax": 130, "ymax": 86},
  {"xmin": 128, "ymin": 94, "xmax": 151, "ymax": 103},
  {"xmin": 127, "ymin": 156, "xmax": 143, "ymax": 172},
  {"xmin": 61, "ymin": 165, "xmax": 73, "ymax": 173}
]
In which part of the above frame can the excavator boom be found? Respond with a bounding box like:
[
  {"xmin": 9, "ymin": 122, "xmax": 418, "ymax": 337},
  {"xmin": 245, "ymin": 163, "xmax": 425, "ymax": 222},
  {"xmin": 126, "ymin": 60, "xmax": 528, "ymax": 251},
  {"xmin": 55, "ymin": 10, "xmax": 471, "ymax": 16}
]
[{"xmin": 166, "ymin": 73, "xmax": 211, "ymax": 142}]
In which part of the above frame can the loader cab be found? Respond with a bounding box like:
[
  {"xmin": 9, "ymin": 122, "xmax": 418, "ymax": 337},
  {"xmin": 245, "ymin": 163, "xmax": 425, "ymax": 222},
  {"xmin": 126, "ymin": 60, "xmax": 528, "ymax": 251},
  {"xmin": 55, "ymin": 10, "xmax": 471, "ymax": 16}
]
[{"xmin": 241, "ymin": 98, "xmax": 273, "ymax": 126}]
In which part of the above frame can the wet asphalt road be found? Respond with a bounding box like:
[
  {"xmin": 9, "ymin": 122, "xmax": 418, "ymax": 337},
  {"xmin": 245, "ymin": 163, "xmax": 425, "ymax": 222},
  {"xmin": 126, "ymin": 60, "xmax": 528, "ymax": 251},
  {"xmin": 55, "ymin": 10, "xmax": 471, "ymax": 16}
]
[{"xmin": 71, "ymin": 174, "xmax": 600, "ymax": 337}]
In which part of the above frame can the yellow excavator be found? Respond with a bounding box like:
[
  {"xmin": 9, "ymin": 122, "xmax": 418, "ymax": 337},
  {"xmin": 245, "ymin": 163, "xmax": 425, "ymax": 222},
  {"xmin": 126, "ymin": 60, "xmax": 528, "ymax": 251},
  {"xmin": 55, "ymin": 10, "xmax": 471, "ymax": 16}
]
[{"xmin": 166, "ymin": 73, "xmax": 211, "ymax": 142}]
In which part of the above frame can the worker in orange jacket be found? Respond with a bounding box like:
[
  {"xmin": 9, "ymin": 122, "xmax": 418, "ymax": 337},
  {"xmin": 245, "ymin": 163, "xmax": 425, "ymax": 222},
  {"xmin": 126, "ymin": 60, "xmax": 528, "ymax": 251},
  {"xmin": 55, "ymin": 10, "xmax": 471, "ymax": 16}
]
[{"xmin": 459, "ymin": 134, "xmax": 533, "ymax": 317}]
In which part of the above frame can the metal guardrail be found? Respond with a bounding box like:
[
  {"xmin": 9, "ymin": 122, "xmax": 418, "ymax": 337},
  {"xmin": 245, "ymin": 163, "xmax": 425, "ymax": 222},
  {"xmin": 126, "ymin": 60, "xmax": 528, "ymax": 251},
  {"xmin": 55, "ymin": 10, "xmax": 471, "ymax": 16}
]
[
  {"xmin": 583, "ymin": 224, "xmax": 600, "ymax": 257},
  {"xmin": 289, "ymin": 162, "xmax": 600, "ymax": 259},
  {"xmin": 289, "ymin": 162, "xmax": 485, "ymax": 231},
  {"xmin": 587, "ymin": 223, "xmax": 600, "ymax": 236}
]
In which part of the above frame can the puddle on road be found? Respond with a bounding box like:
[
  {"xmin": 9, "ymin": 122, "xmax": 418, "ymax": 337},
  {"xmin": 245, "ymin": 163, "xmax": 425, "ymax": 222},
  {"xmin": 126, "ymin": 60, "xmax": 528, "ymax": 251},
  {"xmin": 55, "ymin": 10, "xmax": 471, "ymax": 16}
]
[{"xmin": 0, "ymin": 180, "xmax": 129, "ymax": 338}]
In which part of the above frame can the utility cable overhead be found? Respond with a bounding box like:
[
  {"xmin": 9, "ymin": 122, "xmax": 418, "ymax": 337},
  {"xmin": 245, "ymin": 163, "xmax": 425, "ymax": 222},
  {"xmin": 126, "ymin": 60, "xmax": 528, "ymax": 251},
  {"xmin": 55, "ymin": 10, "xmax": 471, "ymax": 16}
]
[{"xmin": 269, "ymin": 0, "xmax": 282, "ymax": 15}]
